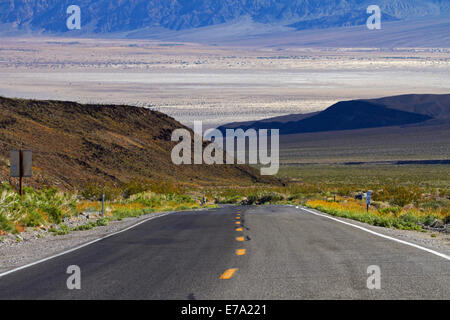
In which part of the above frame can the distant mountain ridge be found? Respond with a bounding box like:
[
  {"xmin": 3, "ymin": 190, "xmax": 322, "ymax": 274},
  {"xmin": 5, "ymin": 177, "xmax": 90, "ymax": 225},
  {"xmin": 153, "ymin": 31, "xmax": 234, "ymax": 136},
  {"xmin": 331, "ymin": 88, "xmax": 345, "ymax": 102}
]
[
  {"xmin": 217, "ymin": 94, "xmax": 449, "ymax": 135},
  {"xmin": 0, "ymin": 0, "xmax": 448, "ymax": 34},
  {"xmin": 364, "ymin": 94, "xmax": 450, "ymax": 119}
]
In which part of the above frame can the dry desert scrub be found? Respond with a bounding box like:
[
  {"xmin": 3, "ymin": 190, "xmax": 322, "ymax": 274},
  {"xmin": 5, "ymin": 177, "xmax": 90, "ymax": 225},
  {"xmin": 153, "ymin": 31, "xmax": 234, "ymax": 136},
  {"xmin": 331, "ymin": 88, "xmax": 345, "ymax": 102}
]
[
  {"xmin": 0, "ymin": 183, "xmax": 215, "ymax": 235},
  {"xmin": 304, "ymin": 199, "xmax": 448, "ymax": 231},
  {"xmin": 0, "ymin": 183, "xmax": 77, "ymax": 233}
]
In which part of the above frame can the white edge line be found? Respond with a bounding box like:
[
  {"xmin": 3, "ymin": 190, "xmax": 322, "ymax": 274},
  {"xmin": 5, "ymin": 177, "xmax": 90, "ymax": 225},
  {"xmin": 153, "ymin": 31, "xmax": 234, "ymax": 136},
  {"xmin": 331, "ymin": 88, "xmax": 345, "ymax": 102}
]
[
  {"xmin": 0, "ymin": 212, "xmax": 173, "ymax": 278},
  {"xmin": 299, "ymin": 207, "xmax": 450, "ymax": 261}
]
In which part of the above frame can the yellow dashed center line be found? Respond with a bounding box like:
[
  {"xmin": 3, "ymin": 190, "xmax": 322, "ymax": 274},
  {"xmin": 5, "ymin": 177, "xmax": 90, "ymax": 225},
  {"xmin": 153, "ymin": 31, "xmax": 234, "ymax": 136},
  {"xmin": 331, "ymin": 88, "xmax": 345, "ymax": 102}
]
[
  {"xmin": 235, "ymin": 221, "xmax": 241, "ymax": 225},
  {"xmin": 236, "ymin": 249, "xmax": 246, "ymax": 256},
  {"xmin": 236, "ymin": 236, "xmax": 245, "ymax": 242},
  {"xmin": 220, "ymin": 268, "xmax": 238, "ymax": 279},
  {"xmin": 236, "ymin": 217, "xmax": 240, "ymax": 220}
]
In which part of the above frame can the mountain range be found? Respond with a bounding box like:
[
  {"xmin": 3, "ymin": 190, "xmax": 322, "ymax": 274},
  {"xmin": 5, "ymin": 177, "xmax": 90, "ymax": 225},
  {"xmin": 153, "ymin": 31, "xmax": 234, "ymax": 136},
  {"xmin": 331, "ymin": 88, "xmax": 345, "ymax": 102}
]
[{"xmin": 1, "ymin": 0, "xmax": 448, "ymax": 34}]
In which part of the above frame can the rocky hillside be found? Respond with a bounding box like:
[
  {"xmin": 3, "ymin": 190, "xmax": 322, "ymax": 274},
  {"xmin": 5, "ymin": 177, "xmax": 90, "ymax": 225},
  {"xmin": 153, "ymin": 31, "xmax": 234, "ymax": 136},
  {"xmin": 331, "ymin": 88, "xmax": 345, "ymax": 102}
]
[{"xmin": 0, "ymin": 96, "xmax": 275, "ymax": 190}]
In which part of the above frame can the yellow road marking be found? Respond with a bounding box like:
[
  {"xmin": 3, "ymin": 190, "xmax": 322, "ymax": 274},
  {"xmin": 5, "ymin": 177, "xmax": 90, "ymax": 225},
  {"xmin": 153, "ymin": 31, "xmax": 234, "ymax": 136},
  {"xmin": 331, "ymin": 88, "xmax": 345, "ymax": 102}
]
[
  {"xmin": 235, "ymin": 221, "xmax": 241, "ymax": 225},
  {"xmin": 220, "ymin": 268, "xmax": 238, "ymax": 279},
  {"xmin": 236, "ymin": 236, "xmax": 245, "ymax": 242},
  {"xmin": 236, "ymin": 217, "xmax": 240, "ymax": 220},
  {"xmin": 236, "ymin": 249, "xmax": 246, "ymax": 256},
  {"xmin": 236, "ymin": 227, "xmax": 243, "ymax": 232}
]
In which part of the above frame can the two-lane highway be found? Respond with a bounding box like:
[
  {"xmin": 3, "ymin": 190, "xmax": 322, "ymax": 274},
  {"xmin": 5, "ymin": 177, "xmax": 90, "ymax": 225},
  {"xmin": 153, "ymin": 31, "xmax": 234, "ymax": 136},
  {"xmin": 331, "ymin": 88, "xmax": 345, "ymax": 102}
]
[{"xmin": 0, "ymin": 205, "xmax": 448, "ymax": 299}]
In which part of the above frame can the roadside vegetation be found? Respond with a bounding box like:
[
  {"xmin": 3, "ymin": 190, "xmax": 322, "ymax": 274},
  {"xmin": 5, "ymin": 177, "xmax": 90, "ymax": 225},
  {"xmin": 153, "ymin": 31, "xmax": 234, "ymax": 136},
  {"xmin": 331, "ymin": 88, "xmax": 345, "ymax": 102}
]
[
  {"xmin": 0, "ymin": 180, "xmax": 215, "ymax": 236},
  {"xmin": 1, "ymin": 164, "xmax": 448, "ymax": 235},
  {"xmin": 208, "ymin": 164, "xmax": 450, "ymax": 232}
]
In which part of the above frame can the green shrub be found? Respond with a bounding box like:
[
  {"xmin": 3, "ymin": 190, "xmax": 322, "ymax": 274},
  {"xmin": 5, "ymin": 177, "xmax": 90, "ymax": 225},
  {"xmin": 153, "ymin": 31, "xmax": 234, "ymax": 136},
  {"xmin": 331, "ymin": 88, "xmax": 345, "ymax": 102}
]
[
  {"xmin": 374, "ymin": 185, "xmax": 421, "ymax": 207},
  {"xmin": 399, "ymin": 213, "xmax": 421, "ymax": 225},
  {"xmin": 73, "ymin": 223, "xmax": 93, "ymax": 231},
  {"xmin": 258, "ymin": 193, "xmax": 284, "ymax": 204},
  {"xmin": 246, "ymin": 194, "xmax": 259, "ymax": 205},
  {"xmin": 21, "ymin": 210, "xmax": 45, "ymax": 227},
  {"xmin": 378, "ymin": 206, "xmax": 402, "ymax": 217},
  {"xmin": 94, "ymin": 218, "xmax": 109, "ymax": 227},
  {"xmin": 122, "ymin": 179, "xmax": 151, "ymax": 198},
  {"xmin": 80, "ymin": 182, "xmax": 121, "ymax": 201},
  {"xmin": 51, "ymin": 224, "xmax": 70, "ymax": 236},
  {"xmin": 0, "ymin": 183, "xmax": 76, "ymax": 232},
  {"xmin": 219, "ymin": 195, "xmax": 241, "ymax": 204},
  {"xmin": 44, "ymin": 206, "xmax": 64, "ymax": 224},
  {"xmin": 0, "ymin": 214, "xmax": 14, "ymax": 233}
]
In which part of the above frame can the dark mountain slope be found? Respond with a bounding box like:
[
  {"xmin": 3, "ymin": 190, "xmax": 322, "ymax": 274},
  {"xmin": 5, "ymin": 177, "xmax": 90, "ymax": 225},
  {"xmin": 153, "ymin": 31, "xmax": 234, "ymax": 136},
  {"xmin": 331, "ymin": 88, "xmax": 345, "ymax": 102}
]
[
  {"xmin": 365, "ymin": 94, "xmax": 450, "ymax": 119},
  {"xmin": 218, "ymin": 99, "xmax": 434, "ymax": 135},
  {"xmin": 283, "ymin": 101, "xmax": 433, "ymax": 134},
  {"xmin": 217, "ymin": 112, "xmax": 321, "ymax": 130}
]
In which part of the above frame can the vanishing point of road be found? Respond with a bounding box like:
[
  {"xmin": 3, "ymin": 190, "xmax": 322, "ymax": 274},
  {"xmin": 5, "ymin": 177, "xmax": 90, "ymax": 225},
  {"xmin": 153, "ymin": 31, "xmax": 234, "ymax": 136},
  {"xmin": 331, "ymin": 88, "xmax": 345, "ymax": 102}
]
[{"xmin": 0, "ymin": 205, "xmax": 448, "ymax": 299}]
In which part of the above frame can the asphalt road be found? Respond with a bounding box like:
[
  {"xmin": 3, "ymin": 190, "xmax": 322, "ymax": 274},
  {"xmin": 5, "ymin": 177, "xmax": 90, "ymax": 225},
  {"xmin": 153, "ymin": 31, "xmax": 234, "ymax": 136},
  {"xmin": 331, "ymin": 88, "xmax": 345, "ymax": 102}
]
[{"xmin": 0, "ymin": 205, "xmax": 448, "ymax": 299}]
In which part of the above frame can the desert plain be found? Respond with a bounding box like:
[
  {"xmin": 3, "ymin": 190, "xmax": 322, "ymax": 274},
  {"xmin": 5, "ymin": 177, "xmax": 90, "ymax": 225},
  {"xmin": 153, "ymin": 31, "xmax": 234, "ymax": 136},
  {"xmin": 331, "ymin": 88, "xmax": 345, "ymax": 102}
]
[{"xmin": 0, "ymin": 37, "xmax": 448, "ymax": 130}]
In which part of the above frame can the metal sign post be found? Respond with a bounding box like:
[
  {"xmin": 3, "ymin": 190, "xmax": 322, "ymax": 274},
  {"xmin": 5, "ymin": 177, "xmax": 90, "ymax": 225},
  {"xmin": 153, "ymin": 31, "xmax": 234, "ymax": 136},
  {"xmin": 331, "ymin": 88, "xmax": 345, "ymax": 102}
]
[
  {"xmin": 19, "ymin": 150, "xmax": 23, "ymax": 197},
  {"xmin": 101, "ymin": 193, "xmax": 105, "ymax": 217},
  {"xmin": 10, "ymin": 150, "xmax": 32, "ymax": 199}
]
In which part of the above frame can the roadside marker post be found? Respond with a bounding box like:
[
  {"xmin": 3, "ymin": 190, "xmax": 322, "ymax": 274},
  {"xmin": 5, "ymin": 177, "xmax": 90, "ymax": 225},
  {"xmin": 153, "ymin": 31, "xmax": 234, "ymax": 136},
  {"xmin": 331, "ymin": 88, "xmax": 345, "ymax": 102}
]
[
  {"xmin": 101, "ymin": 193, "xmax": 105, "ymax": 217},
  {"xmin": 366, "ymin": 190, "xmax": 372, "ymax": 212},
  {"xmin": 10, "ymin": 150, "xmax": 32, "ymax": 199}
]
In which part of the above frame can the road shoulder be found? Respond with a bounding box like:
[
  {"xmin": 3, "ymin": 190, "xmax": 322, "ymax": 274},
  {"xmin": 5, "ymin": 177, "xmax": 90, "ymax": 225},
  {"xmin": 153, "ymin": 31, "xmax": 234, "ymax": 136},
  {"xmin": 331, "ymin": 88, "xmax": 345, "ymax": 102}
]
[
  {"xmin": 296, "ymin": 205, "xmax": 450, "ymax": 258},
  {"xmin": 0, "ymin": 207, "xmax": 217, "ymax": 274}
]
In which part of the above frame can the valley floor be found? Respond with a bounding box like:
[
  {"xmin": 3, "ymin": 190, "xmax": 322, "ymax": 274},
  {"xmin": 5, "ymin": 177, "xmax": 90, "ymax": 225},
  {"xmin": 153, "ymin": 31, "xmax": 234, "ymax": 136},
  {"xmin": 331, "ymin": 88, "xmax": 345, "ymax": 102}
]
[{"xmin": 0, "ymin": 38, "xmax": 448, "ymax": 128}]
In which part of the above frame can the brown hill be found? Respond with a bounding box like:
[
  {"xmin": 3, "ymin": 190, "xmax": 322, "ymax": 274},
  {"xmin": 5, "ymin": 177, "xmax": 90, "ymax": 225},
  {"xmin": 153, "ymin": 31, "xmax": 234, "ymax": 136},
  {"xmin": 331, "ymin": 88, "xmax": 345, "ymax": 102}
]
[{"xmin": 0, "ymin": 96, "xmax": 275, "ymax": 190}]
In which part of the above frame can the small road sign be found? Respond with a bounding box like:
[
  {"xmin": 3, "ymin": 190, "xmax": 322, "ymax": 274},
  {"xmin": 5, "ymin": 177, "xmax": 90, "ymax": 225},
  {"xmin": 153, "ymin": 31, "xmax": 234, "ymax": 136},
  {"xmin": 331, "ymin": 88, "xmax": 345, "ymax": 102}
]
[
  {"xmin": 22, "ymin": 150, "xmax": 33, "ymax": 177},
  {"xmin": 10, "ymin": 150, "xmax": 20, "ymax": 177},
  {"xmin": 366, "ymin": 190, "xmax": 372, "ymax": 205},
  {"xmin": 10, "ymin": 150, "xmax": 32, "ymax": 197},
  {"xmin": 366, "ymin": 190, "xmax": 372, "ymax": 212}
]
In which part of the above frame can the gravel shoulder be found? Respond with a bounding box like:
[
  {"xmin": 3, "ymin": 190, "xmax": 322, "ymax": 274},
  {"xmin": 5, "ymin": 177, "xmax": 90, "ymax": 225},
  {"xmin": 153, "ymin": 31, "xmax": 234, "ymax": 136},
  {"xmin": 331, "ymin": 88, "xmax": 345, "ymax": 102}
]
[{"xmin": 299, "ymin": 205, "xmax": 450, "ymax": 258}]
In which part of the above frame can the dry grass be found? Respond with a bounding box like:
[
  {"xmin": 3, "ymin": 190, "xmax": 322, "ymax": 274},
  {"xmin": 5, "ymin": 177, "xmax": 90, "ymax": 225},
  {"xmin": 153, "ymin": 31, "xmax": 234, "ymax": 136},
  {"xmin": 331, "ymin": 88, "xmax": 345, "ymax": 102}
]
[
  {"xmin": 0, "ymin": 183, "xmax": 216, "ymax": 234},
  {"xmin": 209, "ymin": 164, "xmax": 450, "ymax": 230},
  {"xmin": 305, "ymin": 198, "xmax": 448, "ymax": 230}
]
